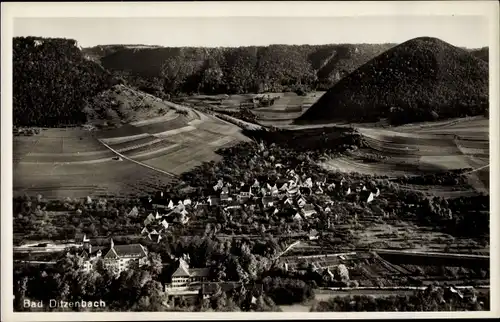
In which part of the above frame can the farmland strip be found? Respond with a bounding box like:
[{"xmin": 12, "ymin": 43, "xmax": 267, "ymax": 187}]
[
  {"xmin": 98, "ymin": 138, "xmax": 177, "ymax": 178},
  {"xmin": 126, "ymin": 142, "xmax": 181, "ymax": 159},
  {"xmin": 153, "ymin": 125, "xmax": 197, "ymax": 138}
]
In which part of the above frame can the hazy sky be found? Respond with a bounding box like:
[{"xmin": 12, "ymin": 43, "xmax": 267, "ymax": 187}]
[{"xmin": 13, "ymin": 16, "xmax": 489, "ymax": 48}]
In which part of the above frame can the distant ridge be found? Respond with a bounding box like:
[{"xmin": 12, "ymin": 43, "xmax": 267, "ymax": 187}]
[{"xmin": 296, "ymin": 37, "xmax": 489, "ymax": 125}]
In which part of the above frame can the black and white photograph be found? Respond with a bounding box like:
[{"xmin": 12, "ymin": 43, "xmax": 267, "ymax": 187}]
[{"xmin": 1, "ymin": 1, "xmax": 499, "ymax": 320}]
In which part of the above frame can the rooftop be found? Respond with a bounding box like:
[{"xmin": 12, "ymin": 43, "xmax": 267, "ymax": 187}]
[{"xmin": 113, "ymin": 244, "xmax": 147, "ymax": 257}]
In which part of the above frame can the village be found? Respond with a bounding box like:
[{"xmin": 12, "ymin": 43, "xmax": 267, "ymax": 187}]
[
  {"xmin": 14, "ymin": 136, "xmax": 489, "ymax": 309},
  {"xmin": 67, "ymin": 139, "xmax": 387, "ymax": 300}
]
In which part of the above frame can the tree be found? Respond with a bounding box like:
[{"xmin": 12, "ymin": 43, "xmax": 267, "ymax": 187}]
[{"xmin": 146, "ymin": 252, "xmax": 163, "ymax": 276}]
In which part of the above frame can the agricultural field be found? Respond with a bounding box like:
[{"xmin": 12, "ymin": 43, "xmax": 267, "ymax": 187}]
[
  {"xmin": 319, "ymin": 117, "xmax": 489, "ymax": 196},
  {"xmin": 13, "ymin": 158, "xmax": 175, "ymax": 199},
  {"xmin": 13, "ymin": 105, "xmax": 247, "ymax": 199},
  {"xmin": 180, "ymin": 91, "xmax": 325, "ymax": 126}
]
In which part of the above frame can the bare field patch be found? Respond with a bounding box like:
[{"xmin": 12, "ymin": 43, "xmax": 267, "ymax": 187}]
[{"xmin": 13, "ymin": 159, "xmax": 174, "ymax": 199}]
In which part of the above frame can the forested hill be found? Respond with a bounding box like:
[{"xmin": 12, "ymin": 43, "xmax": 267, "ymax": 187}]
[
  {"xmin": 469, "ymin": 47, "xmax": 489, "ymax": 62},
  {"xmin": 296, "ymin": 37, "xmax": 489, "ymax": 125},
  {"xmin": 13, "ymin": 37, "xmax": 119, "ymax": 127},
  {"xmin": 82, "ymin": 43, "xmax": 397, "ymax": 95}
]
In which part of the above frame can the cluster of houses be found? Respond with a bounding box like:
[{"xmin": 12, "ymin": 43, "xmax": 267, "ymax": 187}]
[
  {"xmin": 201, "ymin": 168, "xmax": 381, "ymax": 223},
  {"xmin": 141, "ymin": 194, "xmax": 193, "ymax": 243}
]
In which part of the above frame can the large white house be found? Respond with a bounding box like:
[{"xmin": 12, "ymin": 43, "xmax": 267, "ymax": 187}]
[
  {"xmin": 79, "ymin": 238, "xmax": 148, "ymax": 275},
  {"xmin": 165, "ymin": 258, "xmax": 210, "ymax": 291}
]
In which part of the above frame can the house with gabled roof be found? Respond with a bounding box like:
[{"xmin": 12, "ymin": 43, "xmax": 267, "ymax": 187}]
[
  {"xmin": 161, "ymin": 219, "xmax": 169, "ymax": 229},
  {"xmin": 315, "ymin": 185, "xmax": 324, "ymax": 195},
  {"xmin": 220, "ymin": 186, "xmax": 232, "ymax": 202},
  {"xmin": 287, "ymin": 187, "xmax": 299, "ymax": 198},
  {"xmin": 148, "ymin": 229, "xmax": 159, "ymax": 240},
  {"xmin": 143, "ymin": 213, "xmax": 155, "ymax": 226},
  {"xmin": 301, "ymin": 204, "xmax": 317, "ymax": 218},
  {"xmin": 148, "ymin": 232, "xmax": 162, "ymax": 243},
  {"xmin": 80, "ymin": 238, "xmax": 148, "ymax": 275},
  {"xmin": 302, "ymin": 177, "xmax": 313, "ymax": 188},
  {"xmin": 252, "ymin": 179, "xmax": 260, "ymax": 188},
  {"xmin": 246, "ymin": 184, "xmax": 257, "ymax": 195},
  {"xmin": 207, "ymin": 195, "xmax": 220, "ymax": 206},
  {"xmin": 283, "ymin": 197, "xmax": 294, "ymax": 207},
  {"xmin": 262, "ymin": 196, "xmax": 274, "ymax": 208},
  {"xmin": 360, "ymin": 190, "xmax": 375, "ymax": 203},
  {"xmin": 299, "ymin": 187, "xmax": 312, "ymax": 196},
  {"xmin": 167, "ymin": 200, "xmax": 174, "ymax": 209},
  {"xmin": 141, "ymin": 227, "xmax": 149, "ymax": 235},
  {"xmin": 166, "ymin": 258, "xmax": 210, "ymax": 290},
  {"xmin": 278, "ymin": 182, "xmax": 289, "ymax": 192},
  {"xmin": 293, "ymin": 213, "xmax": 303, "ymax": 222},
  {"xmin": 238, "ymin": 184, "xmax": 252, "ymax": 201},
  {"xmin": 225, "ymin": 199, "xmax": 241, "ymax": 210},
  {"xmin": 181, "ymin": 216, "xmax": 190, "ymax": 225},
  {"xmin": 269, "ymin": 184, "xmax": 279, "ymax": 196},
  {"xmin": 128, "ymin": 206, "xmax": 139, "ymax": 217},
  {"xmin": 297, "ymin": 196, "xmax": 307, "ymax": 208},
  {"xmin": 309, "ymin": 229, "xmax": 319, "ymax": 240}
]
